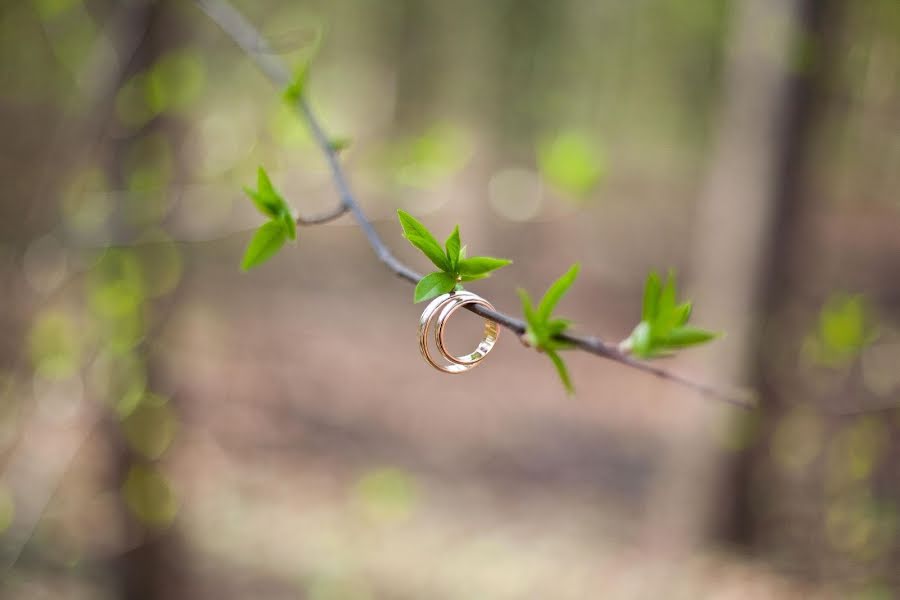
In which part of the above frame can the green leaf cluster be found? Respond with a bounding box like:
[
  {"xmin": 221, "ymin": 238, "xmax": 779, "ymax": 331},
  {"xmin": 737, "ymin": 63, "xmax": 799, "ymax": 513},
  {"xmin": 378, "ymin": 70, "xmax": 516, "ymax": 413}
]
[
  {"xmin": 518, "ymin": 264, "xmax": 580, "ymax": 394},
  {"xmin": 241, "ymin": 167, "xmax": 296, "ymax": 271},
  {"xmin": 397, "ymin": 210, "xmax": 512, "ymax": 303},
  {"xmin": 623, "ymin": 271, "xmax": 718, "ymax": 358}
]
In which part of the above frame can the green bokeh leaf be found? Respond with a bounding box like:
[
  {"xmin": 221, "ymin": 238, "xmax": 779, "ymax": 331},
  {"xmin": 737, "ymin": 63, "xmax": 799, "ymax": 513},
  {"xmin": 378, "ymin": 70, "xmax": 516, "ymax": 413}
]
[
  {"xmin": 241, "ymin": 221, "xmax": 288, "ymax": 271},
  {"xmin": 257, "ymin": 166, "xmax": 277, "ymax": 200},
  {"xmin": 283, "ymin": 62, "xmax": 309, "ymax": 104},
  {"xmin": 328, "ymin": 136, "xmax": 352, "ymax": 152},
  {"xmin": 245, "ymin": 166, "xmax": 290, "ymax": 219},
  {"xmin": 243, "ymin": 186, "xmax": 280, "ymax": 219},
  {"xmin": 537, "ymin": 132, "xmax": 605, "ymax": 198},
  {"xmin": 414, "ymin": 271, "xmax": 456, "ymax": 303},
  {"xmin": 281, "ymin": 211, "xmax": 297, "ymax": 241}
]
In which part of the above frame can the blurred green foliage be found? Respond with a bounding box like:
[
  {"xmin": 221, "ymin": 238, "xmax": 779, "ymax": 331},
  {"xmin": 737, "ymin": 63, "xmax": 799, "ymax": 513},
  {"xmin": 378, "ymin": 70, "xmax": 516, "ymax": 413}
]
[
  {"xmin": 385, "ymin": 123, "xmax": 471, "ymax": 189},
  {"xmin": 805, "ymin": 294, "xmax": 878, "ymax": 367},
  {"xmin": 28, "ymin": 310, "xmax": 82, "ymax": 380},
  {"xmin": 0, "ymin": 483, "xmax": 15, "ymax": 535},
  {"xmin": 354, "ymin": 467, "xmax": 418, "ymax": 524},
  {"xmin": 122, "ymin": 464, "xmax": 179, "ymax": 528},
  {"xmin": 536, "ymin": 132, "xmax": 606, "ymax": 198}
]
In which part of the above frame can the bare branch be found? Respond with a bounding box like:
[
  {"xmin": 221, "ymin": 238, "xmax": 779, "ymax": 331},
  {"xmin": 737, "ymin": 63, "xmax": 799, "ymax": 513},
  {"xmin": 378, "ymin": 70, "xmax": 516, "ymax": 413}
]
[
  {"xmin": 193, "ymin": 0, "xmax": 754, "ymax": 409},
  {"xmin": 296, "ymin": 205, "xmax": 349, "ymax": 226}
]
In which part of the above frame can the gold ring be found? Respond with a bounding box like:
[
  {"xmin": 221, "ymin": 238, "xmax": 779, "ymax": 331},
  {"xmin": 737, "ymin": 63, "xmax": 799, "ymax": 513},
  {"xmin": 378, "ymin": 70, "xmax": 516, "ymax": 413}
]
[
  {"xmin": 435, "ymin": 293, "xmax": 499, "ymax": 366},
  {"xmin": 418, "ymin": 291, "xmax": 500, "ymax": 373}
]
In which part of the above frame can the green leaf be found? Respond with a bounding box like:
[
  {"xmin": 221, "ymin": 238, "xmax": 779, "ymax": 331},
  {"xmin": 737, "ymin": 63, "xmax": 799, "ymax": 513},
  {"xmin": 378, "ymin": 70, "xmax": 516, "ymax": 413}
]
[
  {"xmin": 658, "ymin": 271, "xmax": 677, "ymax": 320},
  {"xmin": 661, "ymin": 326, "xmax": 718, "ymax": 348},
  {"xmin": 627, "ymin": 269, "xmax": 719, "ymax": 358},
  {"xmin": 519, "ymin": 276, "xmax": 576, "ymax": 391},
  {"xmin": 244, "ymin": 187, "xmax": 280, "ymax": 219},
  {"xmin": 397, "ymin": 210, "xmax": 450, "ymax": 271},
  {"xmin": 546, "ymin": 349, "xmax": 574, "ymax": 395},
  {"xmin": 241, "ymin": 221, "xmax": 288, "ymax": 271},
  {"xmin": 642, "ymin": 271, "xmax": 661, "ymax": 322},
  {"xmin": 458, "ymin": 256, "xmax": 512, "ymax": 277},
  {"xmin": 445, "ymin": 225, "xmax": 461, "ymax": 271},
  {"xmin": 537, "ymin": 263, "xmax": 580, "ymax": 322},
  {"xmin": 283, "ymin": 62, "xmax": 309, "ymax": 104},
  {"xmin": 460, "ymin": 272, "xmax": 491, "ymax": 283},
  {"xmin": 414, "ymin": 271, "xmax": 456, "ymax": 303},
  {"xmin": 257, "ymin": 166, "xmax": 277, "ymax": 199},
  {"xmin": 671, "ymin": 302, "xmax": 692, "ymax": 327},
  {"xmin": 328, "ymin": 136, "xmax": 352, "ymax": 152},
  {"xmin": 245, "ymin": 167, "xmax": 290, "ymax": 219},
  {"xmin": 628, "ymin": 321, "xmax": 653, "ymax": 358},
  {"xmin": 546, "ymin": 318, "xmax": 573, "ymax": 338},
  {"xmin": 281, "ymin": 211, "xmax": 297, "ymax": 241},
  {"xmin": 517, "ymin": 288, "xmax": 537, "ymax": 327}
]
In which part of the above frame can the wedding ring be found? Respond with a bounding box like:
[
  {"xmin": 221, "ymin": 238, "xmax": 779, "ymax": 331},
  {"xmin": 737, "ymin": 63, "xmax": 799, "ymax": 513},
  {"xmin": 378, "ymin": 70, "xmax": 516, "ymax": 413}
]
[
  {"xmin": 435, "ymin": 293, "xmax": 499, "ymax": 365},
  {"xmin": 418, "ymin": 291, "xmax": 500, "ymax": 373}
]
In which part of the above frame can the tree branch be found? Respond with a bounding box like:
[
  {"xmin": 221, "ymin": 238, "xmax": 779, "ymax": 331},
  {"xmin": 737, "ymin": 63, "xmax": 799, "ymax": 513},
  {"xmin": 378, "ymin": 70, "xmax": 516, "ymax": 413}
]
[
  {"xmin": 193, "ymin": 0, "xmax": 754, "ymax": 409},
  {"xmin": 296, "ymin": 205, "xmax": 348, "ymax": 226}
]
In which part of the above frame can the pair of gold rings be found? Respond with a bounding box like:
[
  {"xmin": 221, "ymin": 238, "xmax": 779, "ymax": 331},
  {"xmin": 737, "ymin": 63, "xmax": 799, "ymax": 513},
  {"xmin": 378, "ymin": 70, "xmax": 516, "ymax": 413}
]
[{"xmin": 418, "ymin": 291, "xmax": 500, "ymax": 373}]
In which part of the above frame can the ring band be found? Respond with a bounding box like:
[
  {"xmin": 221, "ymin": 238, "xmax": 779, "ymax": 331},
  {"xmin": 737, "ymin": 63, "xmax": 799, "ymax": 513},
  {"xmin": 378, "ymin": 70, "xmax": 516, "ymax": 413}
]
[
  {"xmin": 435, "ymin": 294, "xmax": 499, "ymax": 366},
  {"xmin": 418, "ymin": 291, "xmax": 500, "ymax": 373}
]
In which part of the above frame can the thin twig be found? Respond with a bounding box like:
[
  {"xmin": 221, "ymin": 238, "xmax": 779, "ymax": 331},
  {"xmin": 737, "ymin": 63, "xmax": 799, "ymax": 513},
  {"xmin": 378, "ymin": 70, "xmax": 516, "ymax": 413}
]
[
  {"xmin": 296, "ymin": 204, "xmax": 348, "ymax": 226},
  {"xmin": 193, "ymin": 0, "xmax": 754, "ymax": 409}
]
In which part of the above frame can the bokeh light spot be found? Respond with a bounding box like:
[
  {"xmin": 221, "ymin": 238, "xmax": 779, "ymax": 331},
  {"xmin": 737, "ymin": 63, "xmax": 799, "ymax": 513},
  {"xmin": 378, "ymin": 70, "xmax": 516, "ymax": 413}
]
[
  {"xmin": 28, "ymin": 310, "xmax": 81, "ymax": 380},
  {"xmin": 122, "ymin": 464, "xmax": 178, "ymax": 528},
  {"xmin": 536, "ymin": 131, "xmax": 606, "ymax": 198},
  {"xmin": 122, "ymin": 394, "xmax": 178, "ymax": 460},
  {"xmin": 23, "ymin": 234, "xmax": 68, "ymax": 293},
  {"xmin": 0, "ymin": 484, "xmax": 15, "ymax": 534},
  {"xmin": 385, "ymin": 122, "xmax": 472, "ymax": 189},
  {"xmin": 61, "ymin": 166, "xmax": 112, "ymax": 239},
  {"xmin": 353, "ymin": 467, "xmax": 418, "ymax": 524},
  {"xmin": 488, "ymin": 167, "xmax": 543, "ymax": 222},
  {"xmin": 146, "ymin": 50, "xmax": 206, "ymax": 114},
  {"xmin": 770, "ymin": 406, "xmax": 823, "ymax": 474}
]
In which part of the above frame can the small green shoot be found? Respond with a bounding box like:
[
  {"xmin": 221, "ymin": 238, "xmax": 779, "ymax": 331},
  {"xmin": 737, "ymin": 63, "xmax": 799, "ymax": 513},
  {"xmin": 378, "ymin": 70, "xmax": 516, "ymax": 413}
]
[
  {"xmin": 327, "ymin": 136, "xmax": 352, "ymax": 153},
  {"xmin": 621, "ymin": 271, "xmax": 718, "ymax": 359},
  {"xmin": 518, "ymin": 264, "xmax": 580, "ymax": 394},
  {"xmin": 397, "ymin": 210, "xmax": 512, "ymax": 303},
  {"xmin": 241, "ymin": 167, "xmax": 296, "ymax": 271},
  {"xmin": 283, "ymin": 62, "xmax": 310, "ymax": 104}
]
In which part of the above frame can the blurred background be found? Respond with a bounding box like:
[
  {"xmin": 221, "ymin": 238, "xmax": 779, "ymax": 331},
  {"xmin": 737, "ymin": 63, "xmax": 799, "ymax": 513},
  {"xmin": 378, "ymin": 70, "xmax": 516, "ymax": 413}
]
[{"xmin": 1, "ymin": 0, "xmax": 899, "ymax": 598}]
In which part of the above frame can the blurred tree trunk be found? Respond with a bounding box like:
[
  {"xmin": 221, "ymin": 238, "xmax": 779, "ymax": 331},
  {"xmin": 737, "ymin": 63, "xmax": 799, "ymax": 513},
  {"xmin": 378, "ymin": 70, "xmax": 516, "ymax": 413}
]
[
  {"xmin": 640, "ymin": 0, "xmax": 828, "ymax": 564},
  {"xmin": 721, "ymin": 0, "xmax": 842, "ymax": 549},
  {"xmin": 100, "ymin": 1, "xmax": 188, "ymax": 597},
  {"xmin": 722, "ymin": 1, "xmax": 900, "ymax": 587}
]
